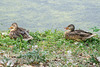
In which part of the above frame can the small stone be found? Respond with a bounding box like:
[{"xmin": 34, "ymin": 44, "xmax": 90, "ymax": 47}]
[
  {"xmin": 93, "ymin": 63, "xmax": 95, "ymax": 65},
  {"xmin": 22, "ymin": 64, "xmax": 33, "ymax": 67},
  {"xmin": 97, "ymin": 57, "xmax": 100, "ymax": 62}
]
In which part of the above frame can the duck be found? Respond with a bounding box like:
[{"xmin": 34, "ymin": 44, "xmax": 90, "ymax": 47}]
[
  {"xmin": 9, "ymin": 23, "xmax": 33, "ymax": 41},
  {"xmin": 64, "ymin": 24, "xmax": 96, "ymax": 41}
]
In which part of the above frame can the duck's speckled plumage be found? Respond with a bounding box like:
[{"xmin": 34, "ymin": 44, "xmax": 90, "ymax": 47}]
[
  {"xmin": 64, "ymin": 24, "xmax": 96, "ymax": 41},
  {"xmin": 9, "ymin": 23, "xmax": 33, "ymax": 40}
]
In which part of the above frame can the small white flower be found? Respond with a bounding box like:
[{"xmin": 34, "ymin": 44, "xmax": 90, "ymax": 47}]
[
  {"xmin": 67, "ymin": 50, "xmax": 72, "ymax": 56},
  {"xmin": 67, "ymin": 50, "xmax": 72, "ymax": 54},
  {"xmin": 74, "ymin": 42, "xmax": 79, "ymax": 45},
  {"xmin": 34, "ymin": 45, "xmax": 38, "ymax": 48},
  {"xmin": 66, "ymin": 61, "xmax": 69, "ymax": 64},
  {"xmin": 20, "ymin": 51, "xmax": 22, "ymax": 53}
]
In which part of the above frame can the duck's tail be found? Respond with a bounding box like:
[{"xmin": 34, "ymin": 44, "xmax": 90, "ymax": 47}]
[
  {"xmin": 23, "ymin": 31, "xmax": 33, "ymax": 41},
  {"xmin": 82, "ymin": 34, "xmax": 96, "ymax": 41},
  {"xmin": 23, "ymin": 36, "xmax": 33, "ymax": 41},
  {"xmin": 87, "ymin": 34, "xmax": 96, "ymax": 39}
]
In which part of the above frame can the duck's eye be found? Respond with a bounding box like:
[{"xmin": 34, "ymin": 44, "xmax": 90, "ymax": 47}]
[
  {"xmin": 13, "ymin": 24, "xmax": 16, "ymax": 27},
  {"xmin": 70, "ymin": 26, "xmax": 73, "ymax": 28}
]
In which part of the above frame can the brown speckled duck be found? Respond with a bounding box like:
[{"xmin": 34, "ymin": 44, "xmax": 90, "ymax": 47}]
[
  {"xmin": 9, "ymin": 23, "xmax": 33, "ymax": 41},
  {"xmin": 64, "ymin": 24, "xmax": 96, "ymax": 41}
]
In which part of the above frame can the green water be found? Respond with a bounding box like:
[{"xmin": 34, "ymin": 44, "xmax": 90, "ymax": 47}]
[{"xmin": 0, "ymin": 0, "xmax": 100, "ymax": 34}]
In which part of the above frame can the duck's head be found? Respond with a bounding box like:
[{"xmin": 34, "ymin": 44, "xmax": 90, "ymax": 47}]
[
  {"xmin": 64, "ymin": 24, "xmax": 75, "ymax": 31},
  {"xmin": 9, "ymin": 23, "xmax": 18, "ymax": 31}
]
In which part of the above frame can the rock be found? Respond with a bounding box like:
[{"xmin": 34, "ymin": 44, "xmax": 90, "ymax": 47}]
[
  {"xmin": 22, "ymin": 64, "xmax": 33, "ymax": 67},
  {"xmin": 97, "ymin": 57, "xmax": 100, "ymax": 62}
]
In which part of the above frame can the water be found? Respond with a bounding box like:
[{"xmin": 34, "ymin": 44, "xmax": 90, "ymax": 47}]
[{"xmin": 0, "ymin": 0, "xmax": 100, "ymax": 34}]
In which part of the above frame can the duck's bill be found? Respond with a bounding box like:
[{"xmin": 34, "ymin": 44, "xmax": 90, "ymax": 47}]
[
  {"xmin": 64, "ymin": 27, "xmax": 69, "ymax": 30},
  {"xmin": 9, "ymin": 26, "xmax": 13, "ymax": 29}
]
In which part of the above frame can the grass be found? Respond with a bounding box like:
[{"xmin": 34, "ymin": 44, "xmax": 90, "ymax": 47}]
[{"xmin": 0, "ymin": 29, "xmax": 100, "ymax": 67}]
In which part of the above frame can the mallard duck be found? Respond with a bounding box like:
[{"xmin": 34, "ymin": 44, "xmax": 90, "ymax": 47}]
[
  {"xmin": 9, "ymin": 23, "xmax": 33, "ymax": 41},
  {"xmin": 64, "ymin": 24, "xmax": 96, "ymax": 41}
]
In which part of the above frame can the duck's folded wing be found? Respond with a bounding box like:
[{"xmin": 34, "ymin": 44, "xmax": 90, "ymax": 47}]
[
  {"xmin": 18, "ymin": 27, "xmax": 29, "ymax": 33},
  {"xmin": 15, "ymin": 29, "xmax": 26, "ymax": 37},
  {"xmin": 73, "ymin": 30, "xmax": 92, "ymax": 37}
]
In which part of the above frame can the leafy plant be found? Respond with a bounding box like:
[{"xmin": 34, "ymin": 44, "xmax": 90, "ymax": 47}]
[
  {"xmin": 17, "ymin": 48, "xmax": 47, "ymax": 64},
  {"xmin": 91, "ymin": 27, "xmax": 100, "ymax": 32}
]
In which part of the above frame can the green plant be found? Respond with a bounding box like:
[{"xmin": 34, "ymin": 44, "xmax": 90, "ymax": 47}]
[
  {"xmin": 17, "ymin": 48, "xmax": 47, "ymax": 64},
  {"xmin": 91, "ymin": 27, "xmax": 100, "ymax": 32}
]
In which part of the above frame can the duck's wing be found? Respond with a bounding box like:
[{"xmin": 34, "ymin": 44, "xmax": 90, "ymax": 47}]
[
  {"xmin": 66, "ymin": 30, "xmax": 95, "ymax": 41},
  {"xmin": 68, "ymin": 30, "xmax": 93, "ymax": 38},
  {"xmin": 18, "ymin": 29, "xmax": 33, "ymax": 40},
  {"xmin": 18, "ymin": 27, "xmax": 29, "ymax": 33},
  {"xmin": 15, "ymin": 28, "xmax": 29, "ymax": 38},
  {"xmin": 74, "ymin": 30, "xmax": 92, "ymax": 37}
]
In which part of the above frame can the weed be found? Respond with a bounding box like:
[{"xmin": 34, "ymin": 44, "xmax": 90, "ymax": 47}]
[
  {"xmin": 17, "ymin": 48, "xmax": 47, "ymax": 64},
  {"xmin": 91, "ymin": 27, "xmax": 100, "ymax": 32}
]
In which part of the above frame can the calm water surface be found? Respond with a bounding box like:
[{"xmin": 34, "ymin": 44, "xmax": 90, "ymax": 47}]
[{"xmin": 0, "ymin": 0, "xmax": 100, "ymax": 33}]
